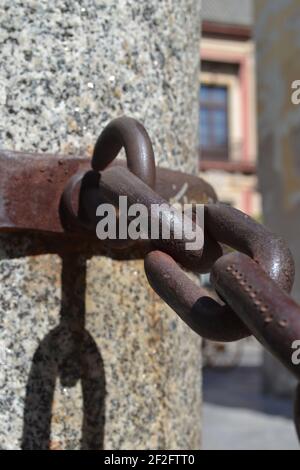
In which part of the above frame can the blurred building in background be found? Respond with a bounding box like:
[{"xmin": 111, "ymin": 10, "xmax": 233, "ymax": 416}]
[
  {"xmin": 255, "ymin": 0, "xmax": 300, "ymax": 397},
  {"xmin": 200, "ymin": 0, "xmax": 260, "ymax": 217}
]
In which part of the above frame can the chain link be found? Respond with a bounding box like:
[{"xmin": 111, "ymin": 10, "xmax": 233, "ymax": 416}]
[{"xmin": 65, "ymin": 116, "xmax": 300, "ymax": 443}]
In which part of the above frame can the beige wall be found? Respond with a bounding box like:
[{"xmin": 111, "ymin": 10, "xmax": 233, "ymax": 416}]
[
  {"xmin": 201, "ymin": 37, "xmax": 257, "ymax": 165},
  {"xmin": 200, "ymin": 36, "xmax": 260, "ymax": 216},
  {"xmin": 203, "ymin": 170, "xmax": 261, "ymax": 216}
]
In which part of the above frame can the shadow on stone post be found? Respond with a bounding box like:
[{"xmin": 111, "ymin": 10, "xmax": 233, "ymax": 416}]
[{"xmin": 21, "ymin": 254, "xmax": 106, "ymax": 450}]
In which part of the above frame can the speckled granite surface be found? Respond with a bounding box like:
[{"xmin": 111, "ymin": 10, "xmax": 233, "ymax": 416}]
[{"xmin": 0, "ymin": 1, "xmax": 201, "ymax": 449}]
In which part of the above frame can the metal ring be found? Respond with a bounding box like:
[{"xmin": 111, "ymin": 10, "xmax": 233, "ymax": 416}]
[
  {"xmin": 205, "ymin": 203, "xmax": 294, "ymax": 293},
  {"xmin": 212, "ymin": 251, "xmax": 300, "ymax": 378},
  {"xmin": 144, "ymin": 204, "xmax": 295, "ymax": 342},
  {"xmin": 145, "ymin": 250, "xmax": 250, "ymax": 342},
  {"xmin": 92, "ymin": 116, "xmax": 156, "ymax": 188}
]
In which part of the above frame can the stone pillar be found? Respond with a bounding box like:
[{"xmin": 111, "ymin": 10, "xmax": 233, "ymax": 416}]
[
  {"xmin": 0, "ymin": 1, "xmax": 202, "ymax": 449},
  {"xmin": 254, "ymin": 0, "xmax": 300, "ymax": 396}
]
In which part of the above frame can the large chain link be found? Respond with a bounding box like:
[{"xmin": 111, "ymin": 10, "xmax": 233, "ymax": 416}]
[{"xmin": 67, "ymin": 116, "xmax": 300, "ymax": 443}]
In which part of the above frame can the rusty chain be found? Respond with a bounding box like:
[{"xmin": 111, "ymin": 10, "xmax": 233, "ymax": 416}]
[{"xmin": 64, "ymin": 116, "xmax": 300, "ymax": 443}]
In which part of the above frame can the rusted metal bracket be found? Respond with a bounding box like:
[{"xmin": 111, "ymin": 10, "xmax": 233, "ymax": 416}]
[{"xmin": 0, "ymin": 149, "xmax": 216, "ymax": 240}]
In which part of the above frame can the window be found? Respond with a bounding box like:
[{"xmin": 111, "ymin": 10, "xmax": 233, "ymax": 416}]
[{"xmin": 200, "ymin": 84, "xmax": 229, "ymax": 161}]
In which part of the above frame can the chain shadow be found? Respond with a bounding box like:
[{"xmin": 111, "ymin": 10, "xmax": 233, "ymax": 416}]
[{"xmin": 21, "ymin": 255, "xmax": 106, "ymax": 450}]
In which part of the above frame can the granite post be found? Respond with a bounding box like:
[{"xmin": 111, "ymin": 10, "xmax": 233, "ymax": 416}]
[
  {"xmin": 255, "ymin": 0, "xmax": 300, "ymax": 396},
  {"xmin": 0, "ymin": 1, "xmax": 202, "ymax": 449}
]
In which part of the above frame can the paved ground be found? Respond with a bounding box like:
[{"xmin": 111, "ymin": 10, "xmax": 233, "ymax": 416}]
[{"xmin": 202, "ymin": 341, "xmax": 299, "ymax": 450}]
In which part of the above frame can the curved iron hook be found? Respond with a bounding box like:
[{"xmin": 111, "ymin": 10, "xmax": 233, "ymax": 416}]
[
  {"xmin": 92, "ymin": 116, "xmax": 156, "ymax": 188},
  {"xmin": 61, "ymin": 116, "xmax": 156, "ymax": 237}
]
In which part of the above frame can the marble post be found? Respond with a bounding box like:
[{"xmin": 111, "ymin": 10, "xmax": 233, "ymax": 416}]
[
  {"xmin": 255, "ymin": 0, "xmax": 300, "ymax": 396},
  {"xmin": 0, "ymin": 1, "xmax": 202, "ymax": 449}
]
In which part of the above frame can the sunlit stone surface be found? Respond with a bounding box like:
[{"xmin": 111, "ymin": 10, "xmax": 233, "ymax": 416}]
[{"xmin": 0, "ymin": 0, "xmax": 201, "ymax": 449}]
